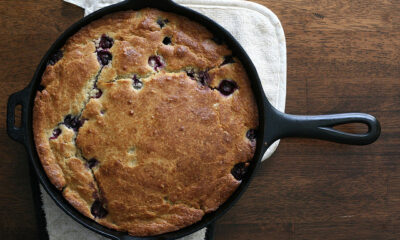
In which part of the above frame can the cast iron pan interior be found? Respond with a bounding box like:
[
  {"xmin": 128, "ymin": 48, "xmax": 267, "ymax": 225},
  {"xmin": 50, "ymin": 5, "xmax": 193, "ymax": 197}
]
[{"xmin": 6, "ymin": 0, "xmax": 381, "ymax": 239}]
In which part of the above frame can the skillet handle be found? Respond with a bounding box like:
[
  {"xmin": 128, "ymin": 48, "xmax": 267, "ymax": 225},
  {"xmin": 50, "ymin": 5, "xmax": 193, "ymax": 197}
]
[
  {"xmin": 7, "ymin": 87, "xmax": 30, "ymax": 144},
  {"xmin": 266, "ymin": 110, "xmax": 381, "ymax": 145}
]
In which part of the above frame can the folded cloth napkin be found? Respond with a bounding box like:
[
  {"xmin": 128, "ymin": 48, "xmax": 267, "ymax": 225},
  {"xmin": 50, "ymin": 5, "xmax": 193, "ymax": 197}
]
[{"xmin": 41, "ymin": 0, "xmax": 287, "ymax": 239}]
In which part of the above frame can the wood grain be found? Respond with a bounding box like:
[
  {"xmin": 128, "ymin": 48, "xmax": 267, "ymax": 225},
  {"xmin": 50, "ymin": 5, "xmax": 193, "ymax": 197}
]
[
  {"xmin": 0, "ymin": 0, "xmax": 399, "ymax": 239},
  {"xmin": 0, "ymin": 1, "xmax": 83, "ymax": 239}
]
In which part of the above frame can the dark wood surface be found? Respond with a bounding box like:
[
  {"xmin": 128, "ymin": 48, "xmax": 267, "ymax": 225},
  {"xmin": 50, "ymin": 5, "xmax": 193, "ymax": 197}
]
[{"xmin": 0, "ymin": 0, "xmax": 398, "ymax": 239}]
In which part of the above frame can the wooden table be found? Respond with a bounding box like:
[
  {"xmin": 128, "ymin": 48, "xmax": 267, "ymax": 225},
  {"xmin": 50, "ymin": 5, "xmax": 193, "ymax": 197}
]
[{"xmin": 0, "ymin": 0, "xmax": 399, "ymax": 239}]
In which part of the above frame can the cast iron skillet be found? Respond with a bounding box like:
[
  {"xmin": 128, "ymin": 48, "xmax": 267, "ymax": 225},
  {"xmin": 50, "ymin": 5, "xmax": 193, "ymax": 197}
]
[{"xmin": 7, "ymin": 0, "xmax": 381, "ymax": 239}]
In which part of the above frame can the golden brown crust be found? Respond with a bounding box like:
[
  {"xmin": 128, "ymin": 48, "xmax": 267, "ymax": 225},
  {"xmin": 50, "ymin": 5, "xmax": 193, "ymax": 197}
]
[{"xmin": 33, "ymin": 8, "xmax": 258, "ymax": 236}]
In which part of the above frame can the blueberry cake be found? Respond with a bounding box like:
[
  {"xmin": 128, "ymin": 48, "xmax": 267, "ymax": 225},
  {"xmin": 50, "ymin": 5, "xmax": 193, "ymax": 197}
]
[{"xmin": 33, "ymin": 8, "xmax": 258, "ymax": 236}]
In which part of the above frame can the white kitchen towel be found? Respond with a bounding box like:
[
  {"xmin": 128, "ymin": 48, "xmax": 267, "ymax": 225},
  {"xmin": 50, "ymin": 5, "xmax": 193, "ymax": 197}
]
[{"xmin": 41, "ymin": 0, "xmax": 287, "ymax": 239}]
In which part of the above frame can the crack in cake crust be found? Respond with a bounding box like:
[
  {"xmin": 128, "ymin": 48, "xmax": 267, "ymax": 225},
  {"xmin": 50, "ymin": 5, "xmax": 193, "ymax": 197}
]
[
  {"xmin": 33, "ymin": 8, "xmax": 258, "ymax": 236},
  {"xmin": 58, "ymin": 66, "xmax": 108, "ymax": 218}
]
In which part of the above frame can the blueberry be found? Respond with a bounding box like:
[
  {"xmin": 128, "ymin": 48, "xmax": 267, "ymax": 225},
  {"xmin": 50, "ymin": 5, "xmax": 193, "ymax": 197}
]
[
  {"xmin": 91, "ymin": 199, "xmax": 108, "ymax": 218},
  {"xmin": 218, "ymin": 80, "xmax": 238, "ymax": 96},
  {"xmin": 49, "ymin": 128, "xmax": 61, "ymax": 140},
  {"xmin": 148, "ymin": 55, "xmax": 165, "ymax": 71},
  {"xmin": 38, "ymin": 85, "xmax": 45, "ymax": 92},
  {"xmin": 48, "ymin": 50, "xmax": 63, "ymax": 65},
  {"xmin": 246, "ymin": 129, "xmax": 257, "ymax": 141},
  {"xmin": 64, "ymin": 115, "xmax": 83, "ymax": 131},
  {"xmin": 185, "ymin": 69, "xmax": 210, "ymax": 86},
  {"xmin": 162, "ymin": 36, "xmax": 171, "ymax": 45},
  {"xmin": 87, "ymin": 158, "xmax": 99, "ymax": 169},
  {"xmin": 63, "ymin": 115, "xmax": 73, "ymax": 126},
  {"xmin": 97, "ymin": 50, "xmax": 112, "ymax": 66},
  {"xmin": 198, "ymin": 71, "xmax": 210, "ymax": 86},
  {"xmin": 92, "ymin": 88, "xmax": 102, "ymax": 98},
  {"xmin": 185, "ymin": 69, "xmax": 195, "ymax": 78},
  {"xmin": 221, "ymin": 55, "xmax": 235, "ymax": 66},
  {"xmin": 231, "ymin": 162, "xmax": 248, "ymax": 181},
  {"xmin": 99, "ymin": 34, "xmax": 114, "ymax": 49},
  {"xmin": 157, "ymin": 18, "xmax": 169, "ymax": 28},
  {"xmin": 132, "ymin": 75, "xmax": 143, "ymax": 90}
]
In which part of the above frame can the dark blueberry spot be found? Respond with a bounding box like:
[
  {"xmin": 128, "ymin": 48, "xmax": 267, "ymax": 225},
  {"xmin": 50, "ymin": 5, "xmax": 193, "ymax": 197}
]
[
  {"xmin": 231, "ymin": 162, "xmax": 249, "ymax": 181},
  {"xmin": 92, "ymin": 192, "xmax": 99, "ymax": 200},
  {"xmin": 157, "ymin": 18, "xmax": 169, "ymax": 28},
  {"xmin": 38, "ymin": 85, "xmax": 45, "ymax": 92},
  {"xmin": 95, "ymin": 89, "xmax": 102, "ymax": 98},
  {"xmin": 132, "ymin": 75, "xmax": 143, "ymax": 90},
  {"xmin": 198, "ymin": 71, "xmax": 211, "ymax": 86},
  {"xmin": 162, "ymin": 36, "xmax": 171, "ymax": 45},
  {"xmin": 221, "ymin": 55, "xmax": 235, "ymax": 66},
  {"xmin": 185, "ymin": 69, "xmax": 210, "ymax": 86},
  {"xmin": 91, "ymin": 199, "xmax": 108, "ymax": 218},
  {"xmin": 64, "ymin": 115, "xmax": 73, "ymax": 125},
  {"xmin": 211, "ymin": 36, "xmax": 223, "ymax": 45},
  {"xmin": 185, "ymin": 69, "xmax": 195, "ymax": 78},
  {"xmin": 218, "ymin": 80, "xmax": 238, "ymax": 96},
  {"xmin": 148, "ymin": 55, "xmax": 165, "ymax": 71},
  {"xmin": 157, "ymin": 19, "xmax": 164, "ymax": 28},
  {"xmin": 64, "ymin": 115, "xmax": 83, "ymax": 131},
  {"xmin": 87, "ymin": 158, "xmax": 99, "ymax": 169},
  {"xmin": 48, "ymin": 50, "xmax": 63, "ymax": 65},
  {"xmin": 97, "ymin": 50, "xmax": 112, "ymax": 65},
  {"xmin": 49, "ymin": 128, "xmax": 61, "ymax": 140},
  {"xmin": 246, "ymin": 129, "xmax": 257, "ymax": 141},
  {"xmin": 92, "ymin": 88, "xmax": 102, "ymax": 98},
  {"xmin": 99, "ymin": 34, "xmax": 114, "ymax": 49}
]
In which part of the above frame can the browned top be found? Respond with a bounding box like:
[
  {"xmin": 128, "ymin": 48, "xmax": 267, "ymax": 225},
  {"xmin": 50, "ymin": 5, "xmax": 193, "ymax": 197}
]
[{"xmin": 33, "ymin": 8, "xmax": 258, "ymax": 236}]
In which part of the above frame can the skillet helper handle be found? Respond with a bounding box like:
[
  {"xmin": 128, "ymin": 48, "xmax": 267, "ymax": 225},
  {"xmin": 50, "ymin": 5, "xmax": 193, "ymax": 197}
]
[
  {"xmin": 7, "ymin": 87, "xmax": 30, "ymax": 144},
  {"xmin": 271, "ymin": 112, "xmax": 381, "ymax": 145}
]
